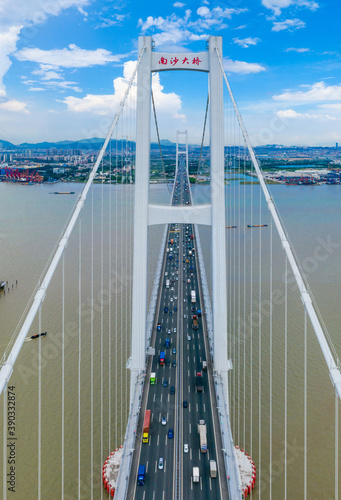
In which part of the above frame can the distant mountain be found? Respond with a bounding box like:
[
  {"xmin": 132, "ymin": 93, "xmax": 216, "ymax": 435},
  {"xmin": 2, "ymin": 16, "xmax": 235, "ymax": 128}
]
[
  {"xmin": 0, "ymin": 137, "xmax": 201, "ymax": 151},
  {"xmin": 0, "ymin": 139, "xmax": 16, "ymax": 149}
]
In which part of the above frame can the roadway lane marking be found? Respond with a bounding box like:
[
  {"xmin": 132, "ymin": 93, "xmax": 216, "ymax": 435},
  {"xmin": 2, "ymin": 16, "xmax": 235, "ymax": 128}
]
[
  {"xmin": 149, "ymin": 435, "xmax": 152, "ymax": 446},
  {"xmin": 165, "ymin": 435, "xmax": 167, "ymax": 446},
  {"xmin": 168, "ymin": 394, "xmax": 170, "ymax": 402},
  {"xmin": 152, "ymin": 491, "xmax": 155, "ymax": 500},
  {"xmin": 160, "ymin": 394, "xmax": 163, "ymax": 402},
  {"xmin": 190, "ymin": 448, "xmax": 192, "ymax": 460},
  {"xmin": 209, "ymin": 477, "xmax": 212, "ymax": 490},
  {"xmin": 164, "ymin": 460, "xmax": 166, "ymax": 473},
  {"xmin": 188, "ymin": 369, "xmax": 190, "ymax": 377},
  {"xmin": 155, "ymin": 461, "xmax": 157, "ymax": 473},
  {"xmin": 153, "ymin": 394, "xmax": 156, "ymax": 402},
  {"xmin": 203, "ymin": 403, "xmax": 206, "ymax": 412},
  {"xmin": 196, "ymin": 403, "xmax": 198, "ymax": 412},
  {"xmin": 191, "ymin": 478, "xmax": 193, "ymax": 490},
  {"xmin": 198, "ymin": 450, "xmax": 201, "ymax": 461},
  {"xmin": 143, "ymin": 492, "xmax": 146, "ymax": 500},
  {"xmin": 146, "ymin": 461, "xmax": 149, "ymax": 472},
  {"xmin": 207, "ymin": 449, "xmax": 210, "ymax": 460},
  {"xmin": 189, "ymin": 423, "xmax": 191, "ymax": 434},
  {"xmin": 157, "ymin": 434, "xmax": 159, "ymax": 446},
  {"xmin": 187, "ymin": 356, "xmax": 189, "ymax": 363},
  {"xmin": 188, "ymin": 385, "xmax": 191, "ymax": 393},
  {"xmin": 200, "ymin": 477, "xmax": 203, "ymax": 490},
  {"xmin": 189, "ymin": 402, "xmax": 191, "ymax": 412}
]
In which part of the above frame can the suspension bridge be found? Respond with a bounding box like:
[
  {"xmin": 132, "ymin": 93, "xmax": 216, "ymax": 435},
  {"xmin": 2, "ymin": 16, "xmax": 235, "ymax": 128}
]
[{"xmin": 0, "ymin": 36, "xmax": 340, "ymax": 500}]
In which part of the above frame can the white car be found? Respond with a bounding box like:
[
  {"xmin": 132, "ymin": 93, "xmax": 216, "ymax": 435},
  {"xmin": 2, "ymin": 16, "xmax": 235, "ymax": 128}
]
[
  {"xmin": 184, "ymin": 444, "xmax": 189, "ymax": 453},
  {"xmin": 170, "ymin": 297, "xmax": 173, "ymax": 302},
  {"xmin": 162, "ymin": 416, "xmax": 167, "ymax": 426},
  {"xmin": 158, "ymin": 457, "xmax": 164, "ymax": 469},
  {"xmin": 173, "ymin": 328, "xmax": 177, "ymax": 333}
]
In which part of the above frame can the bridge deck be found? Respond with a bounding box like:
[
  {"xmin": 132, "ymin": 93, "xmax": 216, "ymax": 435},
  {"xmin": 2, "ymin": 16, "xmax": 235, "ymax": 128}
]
[{"xmin": 127, "ymin": 161, "xmax": 229, "ymax": 499}]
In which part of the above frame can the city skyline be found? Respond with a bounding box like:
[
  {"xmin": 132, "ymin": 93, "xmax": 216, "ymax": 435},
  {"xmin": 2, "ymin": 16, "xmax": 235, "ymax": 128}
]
[{"xmin": 0, "ymin": 0, "xmax": 340, "ymax": 146}]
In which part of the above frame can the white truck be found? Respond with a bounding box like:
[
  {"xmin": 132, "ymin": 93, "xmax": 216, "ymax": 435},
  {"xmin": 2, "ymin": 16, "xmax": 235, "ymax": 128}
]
[
  {"xmin": 166, "ymin": 279, "xmax": 170, "ymax": 289},
  {"xmin": 210, "ymin": 460, "xmax": 217, "ymax": 478},
  {"xmin": 192, "ymin": 466, "xmax": 200, "ymax": 483},
  {"xmin": 198, "ymin": 420, "xmax": 207, "ymax": 453},
  {"xmin": 191, "ymin": 290, "xmax": 196, "ymax": 303}
]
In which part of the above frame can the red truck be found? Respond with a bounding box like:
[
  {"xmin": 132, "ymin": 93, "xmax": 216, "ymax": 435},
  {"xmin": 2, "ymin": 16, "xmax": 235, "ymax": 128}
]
[
  {"xmin": 196, "ymin": 372, "xmax": 203, "ymax": 392},
  {"xmin": 192, "ymin": 315, "xmax": 198, "ymax": 330},
  {"xmin": 143, "ymin": 409, "xmax": 151, "ymax": 443}
]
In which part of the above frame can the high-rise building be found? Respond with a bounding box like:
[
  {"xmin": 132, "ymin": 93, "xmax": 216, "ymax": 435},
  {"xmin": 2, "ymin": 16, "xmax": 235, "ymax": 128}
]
[{"xmin": 336, "ymin": 142, "xmax": 339, "ymax": 149}]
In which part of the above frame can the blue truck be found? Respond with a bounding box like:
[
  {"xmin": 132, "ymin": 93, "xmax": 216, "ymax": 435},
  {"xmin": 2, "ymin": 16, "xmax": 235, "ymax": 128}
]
[
  {"xmin": 165, "ymin": 338, "xmax": 170, "ymax": 348},
  {"xmin": 138, "ymin": 464, "xmax": 146, "ymax": 485}
]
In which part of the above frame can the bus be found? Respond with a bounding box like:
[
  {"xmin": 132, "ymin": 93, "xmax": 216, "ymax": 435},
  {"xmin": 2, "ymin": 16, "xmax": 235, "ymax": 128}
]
[{"xmin": 150, "ymin": 372, "xmax": 156, "ymax": 385}]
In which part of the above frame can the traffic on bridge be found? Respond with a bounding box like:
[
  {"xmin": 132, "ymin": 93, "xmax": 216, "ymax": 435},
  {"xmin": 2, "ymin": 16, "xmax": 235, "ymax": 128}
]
[{"xmin": 128, "ymin": 160, "xmax": 228, "ymax": 499}]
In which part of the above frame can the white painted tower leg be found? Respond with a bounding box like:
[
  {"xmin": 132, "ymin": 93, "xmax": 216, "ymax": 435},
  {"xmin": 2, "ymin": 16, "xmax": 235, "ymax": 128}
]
[
  {"xmin": 209, "ymin": 37, "xmax": 229, "ymax": 401},
  {"xmin": 130, "ymin": 37, "xmax": 152, "ymax": 403}
]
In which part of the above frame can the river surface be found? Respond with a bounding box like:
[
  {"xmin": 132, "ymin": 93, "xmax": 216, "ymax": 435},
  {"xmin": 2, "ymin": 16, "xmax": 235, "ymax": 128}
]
[{"xmin": 0, "ymin": 179, "xmax": 340, "ymax": 499}]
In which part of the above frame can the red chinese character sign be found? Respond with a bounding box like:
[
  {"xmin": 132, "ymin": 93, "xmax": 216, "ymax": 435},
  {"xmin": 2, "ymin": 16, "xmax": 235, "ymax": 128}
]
[{"xmin": 151, "ymin": 52, "xmax": 209, "ymax": 72}]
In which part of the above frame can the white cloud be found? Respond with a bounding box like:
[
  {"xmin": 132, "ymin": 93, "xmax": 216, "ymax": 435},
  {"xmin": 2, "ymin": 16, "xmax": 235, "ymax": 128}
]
[
  {"xmin": 63, "ymin": 60, "xmax": 184, "ymax": 119},
  {"xmin": 138, "ymin": 7, "xmax": 247, "ymax": 49},
  {"xmin": 276, "ymin": 109, "xmax": 336, "ymax": 120},
  {"xmin": 43, "ymin": 80, "xmax": 82, "ymax": 92},
  {"xmin": 173, "ymin": 2, "xmax": 185, "ymax": 7},
  {"xmin": 0, "ymin": 26, "xmax": 22, "ymax": 95},
  {"xmin": 95, "ymin": 13, "xmax": 127, "ymax": 29},
  {"xmin": 28, "ymin": 87, "xmax": 46, "ymax": 91},
  {"xmin": 0, "ymin": 0, "xmax": 90, "ymax": 94},
  {"xmin": 224, "ymin": 58, "xmax": 266, "ymax": 74},
  {"xmin": 273, "ymin": 81, "xmax": 341, "ymax": 102},
  {"xmin": 196, "ymin": 6, "xmax": 247, "ymax": 19},
  {"xmin": 285, "ymin": 47, "xmax": 310, "ymax": 52},
  {"xmin": 277, "ymin": 109, "xmax": 302, "ymax": 118},
  {"xmin": 0, "ymin": 98, "xmax": 28, "ymax": 113},
  {"xmin": 319, "ymin": 103, "xmax": 341, "ymax": 110},
  {"xmin": 272, "ymin": 18, "xmax": 306, "ymax": 31},
  {"xmin": 262, "ymin": 0, "xmax": 319, "ymax": 16},
  {"xmin": 16, "ymin": 44, "xmax": 124, "ymax": 69},
  {"xmin": 32, "ymin": 66, "xmax": 63, "ymax": 80},
  {"xmin": 233, "ymin": 37, "xmax": 260, "ymax": 48}
]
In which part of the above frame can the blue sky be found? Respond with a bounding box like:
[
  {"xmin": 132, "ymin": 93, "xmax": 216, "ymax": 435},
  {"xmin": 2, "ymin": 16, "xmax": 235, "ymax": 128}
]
[{"xmin": 0, "ymin": 0, "xmax": 340, "ymax": 146}]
